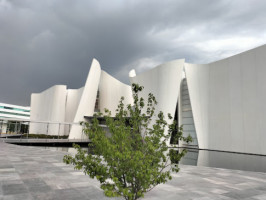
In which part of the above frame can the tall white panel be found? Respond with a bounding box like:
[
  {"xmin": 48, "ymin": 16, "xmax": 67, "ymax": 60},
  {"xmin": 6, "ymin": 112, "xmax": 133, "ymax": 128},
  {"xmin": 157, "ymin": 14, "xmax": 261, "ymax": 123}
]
[
  {"xmin": 209, "ymin": 59, "xmax": 231, "ymax": 151},
  {"xmin": 129, "ymin": 59, "xmax": 184, "ymax": 144},
  {"xmin": 240, "ymin": 49, "xmax": 260, "ymax": 154},
  {"xmin": 99, "ymin": 71, "xmax": 133, "ymax": 116},
  {"xmin": 184, "ymin": 63, "xmax": 209, "ymax": 149},
  {"xmin": 228, "ymin": 55, "xmax": 245, "ymax": 152},
  {"xmin": 65, "ymin": 87, "xmax": 84, "ymax": 123},
  {"xmin": 30, "ymin": 85, "xmax": 67, "ymax": 135},
  {"xmin": 64, "ymin": 87, "xmax": 84, "ymax": 135},
  {"xmin": 255, "ymin": 45, "xmax": 266, "ymax": 155},
  {"xmin": 68, "ymin": 59, "xmax": 101, "ymax": 139}
]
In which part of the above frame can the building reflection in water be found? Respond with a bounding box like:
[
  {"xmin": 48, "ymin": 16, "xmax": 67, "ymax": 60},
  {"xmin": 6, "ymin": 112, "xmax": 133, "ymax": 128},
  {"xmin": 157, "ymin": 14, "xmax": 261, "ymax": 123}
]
[
  {"xmin": 42, "ymin": 146, "xmax": 266, "ymax": 173},
  {"xmin": 177, "ymin": 148, "xmax": 266, "ymax": 173}
]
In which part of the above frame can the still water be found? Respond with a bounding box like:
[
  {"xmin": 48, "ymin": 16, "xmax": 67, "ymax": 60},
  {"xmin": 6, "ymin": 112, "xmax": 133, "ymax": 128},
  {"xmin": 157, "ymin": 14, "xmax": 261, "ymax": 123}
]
[
  {"xmin": 42, "ymin": 146, "xmax": 266, "ymax": 173},
  {"xmin": 178, "ymin": 148, "xmax": 266, "ymax": 173}
]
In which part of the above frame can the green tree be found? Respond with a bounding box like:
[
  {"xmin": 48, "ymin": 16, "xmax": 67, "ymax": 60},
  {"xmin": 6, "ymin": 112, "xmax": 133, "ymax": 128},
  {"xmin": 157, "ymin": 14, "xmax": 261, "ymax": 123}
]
[{"xmin": 63, "ymin": 84, "xmax": 192, "ymax": 200}]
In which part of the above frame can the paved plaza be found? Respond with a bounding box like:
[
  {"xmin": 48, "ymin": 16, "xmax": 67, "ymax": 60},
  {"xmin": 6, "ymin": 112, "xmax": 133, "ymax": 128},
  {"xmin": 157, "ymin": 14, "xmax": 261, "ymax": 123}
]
[{"xmin": 1, "ymin": 141, "xmax": 266, "ymax": 200}]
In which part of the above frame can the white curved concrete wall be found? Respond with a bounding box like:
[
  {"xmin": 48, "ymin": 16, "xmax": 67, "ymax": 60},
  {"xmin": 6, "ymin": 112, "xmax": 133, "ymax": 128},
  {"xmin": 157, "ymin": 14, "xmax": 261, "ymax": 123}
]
[
  {"xmin": 68, "ymin": 59, "xmax": 101, "ymax": 139},
  {"xmin": 185, "ymin": 45, "xmax": 266, "ymax": 155},
  {"xmin": 99, "ymin": 71, "xmax": 133, "ymax": 116},
  {"xmin": 29, "ymin": 44, "xmax": 266, "ymax": 151},
  {"xmin": 30, "ymin": 58, "xmax": 134, "ymax": 139},
  {"xmin": 129, "ymin": 59, "xmax": 184, "ymax": 144},
  {"xmin": 183, "ymin": 63, "xmax": 209, "ymax": 150},
  {"xmin": 65, "ymin": 87, "xmax": 84, "ymax": 123},
  {"xmin": 64, "ymin": 87, "xmax": 84, "ymax": 134},
  {"xmin": 30, "ymin": 85, "xmax": 67, "ymax": 135}
]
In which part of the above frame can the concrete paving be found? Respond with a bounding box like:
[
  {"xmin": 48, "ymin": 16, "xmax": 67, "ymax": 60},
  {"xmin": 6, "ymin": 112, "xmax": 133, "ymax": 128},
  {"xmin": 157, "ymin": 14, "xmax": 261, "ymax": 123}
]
[{"xmin": 0, "ymin": 141, "xmax": 266, "ymax": 200}]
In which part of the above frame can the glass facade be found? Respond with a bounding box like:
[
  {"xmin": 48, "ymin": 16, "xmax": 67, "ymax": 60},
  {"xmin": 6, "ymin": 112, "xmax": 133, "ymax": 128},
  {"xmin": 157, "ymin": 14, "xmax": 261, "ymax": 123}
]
[
  {"xmin": 0, "ymin": 111, "xmax": 30, "ymax": 117},
  {"xmin": 0, "ymin": 103, "xmax": 30, "ymax": 134},
  {"xmin": 0, "ymin": 106, "xmax": 30, "ymax": 113}
]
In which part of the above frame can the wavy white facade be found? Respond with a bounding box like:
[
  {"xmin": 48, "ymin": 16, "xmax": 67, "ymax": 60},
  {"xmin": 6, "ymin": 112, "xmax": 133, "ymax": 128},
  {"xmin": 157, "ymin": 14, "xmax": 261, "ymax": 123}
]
[
  {"xmin": 30, "ymin": 45, "xmax": 266, "ymax": 155},
  {"xmin": 30, "ymin": 59, "xmax": 133, "ymax": 138},
  {"xmin": 30, "ymin": 85, "xmax": 67, "ymax": 135}
]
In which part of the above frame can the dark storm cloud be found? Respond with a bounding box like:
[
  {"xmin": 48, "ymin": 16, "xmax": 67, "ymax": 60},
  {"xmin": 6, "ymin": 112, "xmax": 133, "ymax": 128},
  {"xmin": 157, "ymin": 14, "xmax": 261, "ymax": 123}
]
[{"xmin": 1, "ymin": 0, "xmax": 266, "ymax": 106}]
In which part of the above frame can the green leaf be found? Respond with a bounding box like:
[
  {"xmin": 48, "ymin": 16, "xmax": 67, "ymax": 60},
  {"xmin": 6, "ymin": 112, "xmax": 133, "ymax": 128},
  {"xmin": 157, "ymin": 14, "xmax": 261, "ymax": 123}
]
[{"xmin": 63, "ymin": 84, "xmax": 191, "ymax": 200}]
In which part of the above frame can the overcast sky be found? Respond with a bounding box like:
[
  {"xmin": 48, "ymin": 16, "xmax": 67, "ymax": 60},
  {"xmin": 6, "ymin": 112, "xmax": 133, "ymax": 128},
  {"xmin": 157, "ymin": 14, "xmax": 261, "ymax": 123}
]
[{"xmin": 1, "ymin": 0, "xmax": 266, "ymax": 106}]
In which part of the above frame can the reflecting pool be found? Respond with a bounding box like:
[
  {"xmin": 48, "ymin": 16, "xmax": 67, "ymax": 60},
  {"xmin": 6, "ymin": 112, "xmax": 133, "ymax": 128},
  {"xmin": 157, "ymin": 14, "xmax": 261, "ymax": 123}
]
[
  {"xmin": 178, "ymin": 148, "xmax": 266, "ymax": 173},
  {"xmin": 41, "ymin": 146, "xmax": 266, "ymax": 173}
]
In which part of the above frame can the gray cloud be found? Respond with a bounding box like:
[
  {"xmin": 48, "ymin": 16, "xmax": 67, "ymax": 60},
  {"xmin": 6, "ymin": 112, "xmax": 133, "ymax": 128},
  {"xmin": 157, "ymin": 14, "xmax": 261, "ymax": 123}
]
[{"xmin": 1, "ymin": 0, "xmax": 266, "ymax": 106}]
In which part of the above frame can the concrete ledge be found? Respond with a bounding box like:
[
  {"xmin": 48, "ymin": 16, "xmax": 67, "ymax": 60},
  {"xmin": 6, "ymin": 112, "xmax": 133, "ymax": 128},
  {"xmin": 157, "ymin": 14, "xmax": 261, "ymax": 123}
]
[{"xmin": 1, "ymin": 138, "xmax": 90, "ymax": 147}]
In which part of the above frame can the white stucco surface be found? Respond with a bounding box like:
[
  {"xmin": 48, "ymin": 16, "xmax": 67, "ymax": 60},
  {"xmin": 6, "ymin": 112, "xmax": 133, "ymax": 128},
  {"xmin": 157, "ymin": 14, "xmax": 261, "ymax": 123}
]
[
  {"xmin": 65, "ymin": 87, "xmax": 84, "ymax": 123},
  {"xmin": 129, "ymin": 59, "xmax": 184, "ymax": 145},
  {"xmin": 30, "ymin": 58, "xmax": 134, "ymax": 139},
  {"xmin": 185, "ymin": 45, "xmax": 266, "ymax": 155},
  {"xmin": 68, "ymin": 59, "xmax": 101, "ymax": 139},
  {"xmin": 184, "ymin": 63, "xmax": 209, "ymax": 150},
  {"xmin": 64, "ymin": 87, "xmax": 84, "ymax": 134},
  {"xmin": 99, "ymin": 71, "xmax": 133, "ymax": 115},
  {"xmin": 30, "ymin": 85, "xmax": 67, "ymax": 135}
]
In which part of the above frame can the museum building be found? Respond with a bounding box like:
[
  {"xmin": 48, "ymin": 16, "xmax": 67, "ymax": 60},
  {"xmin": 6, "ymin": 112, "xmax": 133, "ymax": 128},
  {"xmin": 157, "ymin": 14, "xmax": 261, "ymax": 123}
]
[{"xmin": 30, "ymin": 44, "xmax": 266, "ymax": 155}]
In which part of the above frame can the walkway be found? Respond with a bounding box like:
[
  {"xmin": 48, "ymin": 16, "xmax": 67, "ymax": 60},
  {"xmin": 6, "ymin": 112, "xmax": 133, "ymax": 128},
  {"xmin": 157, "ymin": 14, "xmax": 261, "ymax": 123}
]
[{"xmin": 0, "ymin": 141, "xmax": 266, "ymax": 200}]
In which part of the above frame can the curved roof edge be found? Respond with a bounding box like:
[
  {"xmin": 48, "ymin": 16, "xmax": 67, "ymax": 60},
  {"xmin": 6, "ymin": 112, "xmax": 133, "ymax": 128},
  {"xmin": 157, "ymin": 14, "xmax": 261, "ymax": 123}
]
[
  {"xmin": 91, "ymin": 58, "xmax": 101, "ymax": 71},
  {"xmin": 31, "ymin": 85, "xmax": 67, "ymax": 95},
  {"xmin": 186, "ymin": 44, "xmax": 266, "ymax": 65},
  {"xmin": 101, "ymin": 70, "xmax": 131, "ymax": 87},
  {"xmin": 130, "ymin": 59, "xmax": 185, "ymax": 77}
]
